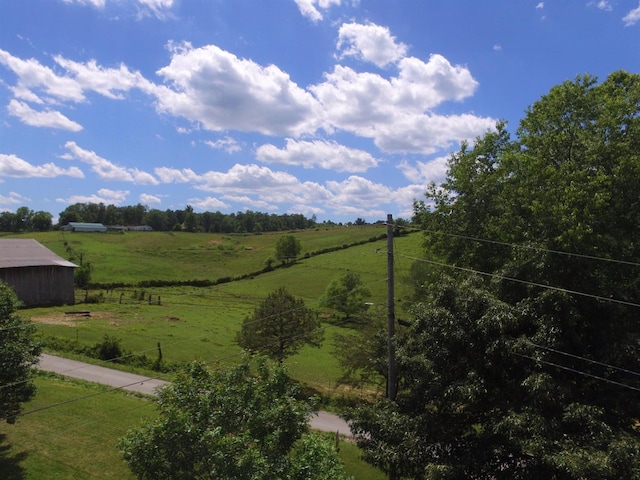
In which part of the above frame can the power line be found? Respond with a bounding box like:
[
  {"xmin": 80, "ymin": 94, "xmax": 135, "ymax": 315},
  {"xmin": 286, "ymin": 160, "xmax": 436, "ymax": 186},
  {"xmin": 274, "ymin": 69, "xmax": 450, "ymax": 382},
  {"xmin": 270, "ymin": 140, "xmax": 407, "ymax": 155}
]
[
  {"xmin": 399, "ymin": 254, "xmax": 640, "ymax": 309},
  {"xmin": 394, "ymin": 223, "xmax": 640, "ymax": 268},
  {"xmin": 516, "ymin": 353, "xmax": 640, "ymax": 393},
  {"xmin": 528, "ymin": 341, "xmax": 640, "ymax": 379}
]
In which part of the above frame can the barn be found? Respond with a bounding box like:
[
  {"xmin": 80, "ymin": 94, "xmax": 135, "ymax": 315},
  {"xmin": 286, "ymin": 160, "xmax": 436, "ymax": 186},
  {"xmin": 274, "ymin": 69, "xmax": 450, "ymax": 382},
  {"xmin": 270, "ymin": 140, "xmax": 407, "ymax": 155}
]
[
  {"xmin": 0, "ymin": 239, "xmax": 77, "ymax": 307},
  {"xmin": 61, "ymin": 222, "xmax": 107, "ymax": 232}
]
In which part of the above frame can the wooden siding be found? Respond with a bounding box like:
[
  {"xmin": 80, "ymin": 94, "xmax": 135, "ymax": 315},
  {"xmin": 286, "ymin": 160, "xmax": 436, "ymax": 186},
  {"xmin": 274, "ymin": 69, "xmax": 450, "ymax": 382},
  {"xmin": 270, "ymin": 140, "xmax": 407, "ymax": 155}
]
[{"xmin": 0, "ymin": 266, "xmax": 75, "ymax": 307}]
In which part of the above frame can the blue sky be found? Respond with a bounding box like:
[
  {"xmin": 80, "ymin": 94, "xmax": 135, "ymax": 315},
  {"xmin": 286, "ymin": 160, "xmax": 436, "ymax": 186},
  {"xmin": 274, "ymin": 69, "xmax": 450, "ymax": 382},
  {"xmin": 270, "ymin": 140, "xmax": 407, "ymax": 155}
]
[{"xmin": 1, "ymin": 0, "xmax": 639, "ymax": 224}]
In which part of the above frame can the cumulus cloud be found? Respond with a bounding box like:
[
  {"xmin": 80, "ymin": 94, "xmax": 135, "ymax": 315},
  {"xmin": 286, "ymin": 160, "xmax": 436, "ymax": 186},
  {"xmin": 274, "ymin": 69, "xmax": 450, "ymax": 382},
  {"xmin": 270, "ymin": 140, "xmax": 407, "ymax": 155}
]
[
  {"xmin": 57, "ymin": 188, "xmax": 129, "ymax": 205},
  {"xmin": 0, "ymin": 48, "xmax": 86, "ymax": 103},
  {"xmin": 326, "ymin": 175, "xmax": 393, "ymax": 208},
  {"xmin": 198, "ymin": 163, "xmax": 300, "ymax": 193},
  {"xmin": 398, "ymin": 155, "xmax": 449, "ymax": 183},
  {"xmin": 63, "ymin": 141, "xmax": 158, "ymax": 184},
  {"xmin": 53, "ymin": 56, "xmax": 152, "ymax": 100},
  {"xmin": 294, "ymin": 0, "xmax": 341, "ymax": 22},
  {"xmin": 623, "ymin": 2, "xmax": 640, "ymax": 25},
  {"xmin": 154, "ymin": 42, "xmax": 323, "ymax": 136},
  {"xmin": 589, "ymin": 1, "xmax": 612, "ymax": 11},
  {"xmin": 139, "ymin": 193, "xmax": 162, "ymax": 206},
  {"xmin": 337, "ymin": 22, "xmax": 407, "ymax": 67},
  {"xmin": 311, "ymin": 53, "xmax": 493, "ymax": 153},
  {"xmin": 190, "ymin": 196, "xmax": 231, "ymax": 210},
  {"xmin": 154, "ymin": 167, "xmax": 200, "ymax": 183},
  {"xmin": 7, "ymin": 99, "xmax": 83, "ymax": 131},
  {"xmin": 204, "ymin": 136, "xmax": 242, "ymax": 153},
  {"xmin": 0, "ymin": 153, "xmax": 84, "ymax": 178},
  {"xmin": 0, "ymin": 191, "xmax": 30, "ymax": 207},
  {"xmin": 256, "ymin": 138, "xmax": 379, "ymax": 172},
  {"xmin": 0, "ymin": 47, "xmax": 150, "ymax": 102}
]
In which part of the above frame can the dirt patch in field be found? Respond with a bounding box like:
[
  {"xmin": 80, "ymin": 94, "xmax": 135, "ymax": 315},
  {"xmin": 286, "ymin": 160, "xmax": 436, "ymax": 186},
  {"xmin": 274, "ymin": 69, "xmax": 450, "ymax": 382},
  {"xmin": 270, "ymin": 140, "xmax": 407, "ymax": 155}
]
[{"xmin": 30, "ymin": 311, "xmax": 116, "ymax": 326}]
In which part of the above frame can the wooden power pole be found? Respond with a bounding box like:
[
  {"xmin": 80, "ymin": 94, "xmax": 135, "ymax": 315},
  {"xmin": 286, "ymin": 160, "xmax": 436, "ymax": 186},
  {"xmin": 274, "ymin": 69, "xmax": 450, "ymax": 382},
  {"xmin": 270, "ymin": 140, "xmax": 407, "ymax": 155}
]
[{"xmin": 386, "ymin": 214, "xmax": 397, "ymax": 401}]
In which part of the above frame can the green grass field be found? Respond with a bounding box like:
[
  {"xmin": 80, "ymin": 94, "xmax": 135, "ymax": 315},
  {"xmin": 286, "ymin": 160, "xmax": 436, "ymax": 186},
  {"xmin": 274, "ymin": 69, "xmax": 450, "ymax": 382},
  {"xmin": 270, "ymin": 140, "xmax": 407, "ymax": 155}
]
[
  {"xmin": 0, "ymin": 374, "xmax": 386, "ymax": 480},
  {"xmin": 2, "ymin": 226, "xmax": 424, "ymax": 478}
]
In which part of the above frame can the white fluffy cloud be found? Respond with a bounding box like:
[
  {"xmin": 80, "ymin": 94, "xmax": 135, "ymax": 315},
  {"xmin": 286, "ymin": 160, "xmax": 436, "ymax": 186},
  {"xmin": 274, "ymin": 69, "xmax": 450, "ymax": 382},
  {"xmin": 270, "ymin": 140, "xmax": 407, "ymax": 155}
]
[
  {"xmin": 398, "ymin": 155, "xmax": 449, "ymax": 184},
  {"xmin": 0, "ymin": 48, "xmax": 86, "ymax": 103},
  {"xmin": 623, "ymin": 2, "xmax": 640, "ymax": 25},
  {"xmin": 256, "ymin": 138, "xmax": 379, "ymax": 172},
  {"xmin": 0, "ymin": 153, "xmax": 84, "ymax": 178},
  {"xmin": 294, "ymin": 0, "xmax": 342, "ymax": 22},
  {"xmin": 0, "ymin": 191, "xmax": 30, "ymax": 207},
  {"xmin": 7, "ymin": 99, "xmax": 83, "ymax": 131},
  {"xmin": 154, "ymin": 42, "xmax": 323, "ymax": 136},
  {"xmin": 63, "ymin": 141, "xmax": 158, "ymax": 184},
  {"xmin": 139, "ymin": 193, "xmax": 162, "ymax": 206},
  {"xmin": 326, "ymin": 175, "xmax": 393, "ymax": 208},
  {"xmin": 337, "ymin": 22, "xmax": 407, "ymax": 67},
  {"xmin": 311, "ymin": 51, "xmax": 492, "ymax": 153},
  {"xmin": 154, "ymin": 167, "xmax": 200, "ymax": 183},
  {"xmin": 57, "ymin": 188, "xmax": 130, "ymax": 205},
  {"xmin": 204, "ymin": 137, "xmax": 242, "ymax": 153}
]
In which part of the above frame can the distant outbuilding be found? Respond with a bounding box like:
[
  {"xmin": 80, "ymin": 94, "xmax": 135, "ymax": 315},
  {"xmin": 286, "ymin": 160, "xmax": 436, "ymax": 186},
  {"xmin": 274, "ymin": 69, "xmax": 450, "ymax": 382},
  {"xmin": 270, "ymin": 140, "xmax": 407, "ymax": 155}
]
[
  {"xmin": 61, "ymin": 222, "xmax": 107, "ymax": 233},
  {"xmin": 0, "ymin": 239, "xmax": 77, "ymax": 307}
]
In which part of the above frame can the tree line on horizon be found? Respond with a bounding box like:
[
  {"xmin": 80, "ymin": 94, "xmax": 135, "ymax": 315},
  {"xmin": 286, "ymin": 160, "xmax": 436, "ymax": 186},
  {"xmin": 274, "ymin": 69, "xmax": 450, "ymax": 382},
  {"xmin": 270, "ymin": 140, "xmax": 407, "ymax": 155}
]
[{"xmin": 0, "ymin": 203, "xmax": 349, "ymax": 234}]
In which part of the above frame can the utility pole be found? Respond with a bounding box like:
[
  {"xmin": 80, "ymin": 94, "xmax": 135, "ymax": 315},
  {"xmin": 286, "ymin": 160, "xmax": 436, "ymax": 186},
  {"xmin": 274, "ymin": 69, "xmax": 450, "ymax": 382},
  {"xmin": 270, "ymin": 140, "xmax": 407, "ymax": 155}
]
[
  {"xmin": 386, "ymin": 214, "xmax": 398, "ymax": 480},
  {"xmin": 386, "ymin": 214, "xmax": 396, "ymax": 401}
]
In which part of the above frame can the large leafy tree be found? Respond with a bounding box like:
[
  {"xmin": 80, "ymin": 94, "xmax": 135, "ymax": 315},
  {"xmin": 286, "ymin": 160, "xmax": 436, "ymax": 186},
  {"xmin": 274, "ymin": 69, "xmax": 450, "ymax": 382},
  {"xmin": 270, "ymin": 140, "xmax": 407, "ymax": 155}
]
[
  {"xmin": 0, "ymin": 282, "xmax": 41, "ymax": 424},
  {"xmin": 352, "ymin": 71, "xmax": 640, "ymax": 478},
  {"xmin": 321, "ymin": 272, "xmax": 371, "ymax": 320},
  {"xmin": 275, "ymin": 234, "xmax": 302, "ymax": 264},
  {"xmin": 119, "ymin": 358, "xmax": 350, "ymax": 480},
  {"xmin": 237, "ymin": 287, "xmax": 323, "ymax": 362}
]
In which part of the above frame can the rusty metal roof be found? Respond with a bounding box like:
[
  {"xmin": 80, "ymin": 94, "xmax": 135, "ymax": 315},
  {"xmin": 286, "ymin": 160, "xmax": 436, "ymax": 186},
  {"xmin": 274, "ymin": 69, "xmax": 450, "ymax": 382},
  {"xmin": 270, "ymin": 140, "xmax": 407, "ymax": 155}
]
[{"xmin": 0, "ymin": 239, "xmax": 77, "ymax": 269}]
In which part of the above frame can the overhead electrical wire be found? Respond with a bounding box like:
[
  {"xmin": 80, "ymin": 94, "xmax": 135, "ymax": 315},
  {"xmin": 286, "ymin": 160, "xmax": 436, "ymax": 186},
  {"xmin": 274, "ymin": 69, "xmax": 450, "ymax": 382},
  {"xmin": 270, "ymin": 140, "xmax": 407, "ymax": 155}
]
[
  {"xmin": 395, "ymin": 223, "xmax": 640, "ymax": 268},
  {"xmin": 7, "ymin": 221, "xmax": 640, "ymax": 419}
]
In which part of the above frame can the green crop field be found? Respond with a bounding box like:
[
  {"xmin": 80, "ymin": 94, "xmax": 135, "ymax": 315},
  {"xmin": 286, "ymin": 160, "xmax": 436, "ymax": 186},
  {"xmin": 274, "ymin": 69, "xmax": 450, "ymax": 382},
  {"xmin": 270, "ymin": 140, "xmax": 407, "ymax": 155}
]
[{"xmin": 3, "ymin": 226, "xmax": 425, "ymax": 478}]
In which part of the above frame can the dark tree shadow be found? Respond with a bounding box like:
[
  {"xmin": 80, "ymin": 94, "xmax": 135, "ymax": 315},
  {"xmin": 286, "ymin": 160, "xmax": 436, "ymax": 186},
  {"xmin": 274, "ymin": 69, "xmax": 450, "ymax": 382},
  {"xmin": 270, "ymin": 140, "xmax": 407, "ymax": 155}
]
[{"xmin": 0, "ymin": 433, "xmax": 28, "ymax": 480}]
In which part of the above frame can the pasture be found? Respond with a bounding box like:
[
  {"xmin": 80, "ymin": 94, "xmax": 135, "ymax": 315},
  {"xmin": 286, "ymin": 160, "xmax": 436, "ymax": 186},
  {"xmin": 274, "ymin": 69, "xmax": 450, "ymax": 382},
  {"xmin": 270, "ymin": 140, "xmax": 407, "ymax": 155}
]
[
  {"xmin": 21, "ymin": 226, "xmax": 423, "ymax": 394},
  {"xmin": 2, "ymin": 226, "xmax": 424, "ymax": 478}
]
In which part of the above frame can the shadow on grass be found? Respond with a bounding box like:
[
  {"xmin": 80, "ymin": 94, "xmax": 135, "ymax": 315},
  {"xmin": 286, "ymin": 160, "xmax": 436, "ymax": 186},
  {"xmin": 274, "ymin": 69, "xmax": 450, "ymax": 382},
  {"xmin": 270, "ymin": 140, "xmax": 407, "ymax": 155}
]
[{"xmin": 0, "ymin": 433, "xmax": 27, "ymax": 480}]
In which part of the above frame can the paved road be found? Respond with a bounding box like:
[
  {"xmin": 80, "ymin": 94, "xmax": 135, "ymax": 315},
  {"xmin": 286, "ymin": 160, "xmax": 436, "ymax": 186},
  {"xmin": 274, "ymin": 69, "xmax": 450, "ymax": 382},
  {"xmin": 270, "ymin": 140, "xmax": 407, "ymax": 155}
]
[{"xmin": 38, "ymin": 353, "xmax": 352, "ymax": 436}]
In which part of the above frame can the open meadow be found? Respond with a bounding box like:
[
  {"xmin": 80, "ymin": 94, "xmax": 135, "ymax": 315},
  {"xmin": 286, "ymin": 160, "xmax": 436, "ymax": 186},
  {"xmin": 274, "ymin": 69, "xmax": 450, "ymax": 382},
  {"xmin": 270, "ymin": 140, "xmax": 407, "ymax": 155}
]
[{"xmin": 2, "ymin": 225, "xmax": 424, "ymax": 478}]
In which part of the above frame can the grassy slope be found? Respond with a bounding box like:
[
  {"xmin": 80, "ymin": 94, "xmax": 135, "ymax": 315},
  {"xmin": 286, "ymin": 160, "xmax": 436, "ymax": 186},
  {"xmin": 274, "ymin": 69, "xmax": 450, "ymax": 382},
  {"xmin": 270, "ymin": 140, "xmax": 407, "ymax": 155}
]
[{"xmin": 3, "ymin": 226, "xmax": 423, "ymax": 478}]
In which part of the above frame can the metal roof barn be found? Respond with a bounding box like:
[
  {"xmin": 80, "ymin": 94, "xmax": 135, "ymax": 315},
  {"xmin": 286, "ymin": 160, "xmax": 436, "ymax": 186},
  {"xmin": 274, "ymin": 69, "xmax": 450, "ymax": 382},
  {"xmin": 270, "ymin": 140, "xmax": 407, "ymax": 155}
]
[
  {"xmin": 0, "ymin": 239, "xmax": 77, "ymax": 307},
  {"xmin": 61, "ymin": 222, "xmax": 107, "ymax": 232}
]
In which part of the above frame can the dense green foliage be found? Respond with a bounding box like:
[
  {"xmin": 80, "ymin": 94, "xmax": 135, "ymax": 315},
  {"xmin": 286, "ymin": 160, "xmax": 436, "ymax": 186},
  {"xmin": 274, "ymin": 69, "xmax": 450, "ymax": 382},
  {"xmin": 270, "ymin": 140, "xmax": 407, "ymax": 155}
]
[
  {"xmin": 0, "ymin": 207, "xmax": 52, "ymax": 232},
  {"xmin": 58, "ymin": 203, "xmax": 319, "ymax": 233},
  {"xmin": 0, "ymin": 282, "xmax": 41, "ymax": 424},
  {"xmin": 119, "ymin": 358, "xmax": 350, "ymax": 480},
  {"xmin": 237, "ymin": 287, "xmax": 323, "ymax": 362},
  {"xmin": 275, "ymin": 234, "xmax": 302, "ymax": 264},
  {"xmin": 322, "ymin": 272, "xmax": 371, "ymax": 320},
  {"xmin": 350, "ymin": 71, "xmax": 640, "ymax": 478}
]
